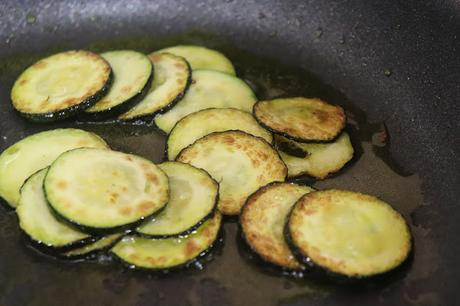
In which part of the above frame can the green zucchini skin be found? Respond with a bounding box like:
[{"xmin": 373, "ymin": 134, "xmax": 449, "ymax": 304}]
[
  {"xmin": 111, "ymin": 227, "xmax": 225, "ymax": 273},
  {"xmin": 16, "ymin": 168, "xmax": 99, "ymax": 253},
  {"xmin": 56, "ymin": 233, "xmax": 125, "ymax": 260},
  {"xmin": 45, "ymin": 195, "xmax": 168, "ymax": 236},
  {"xmin": 15, "ymin": 71, "xmax": 113, "ymax": 123},
  {"xmin": 136, "ymin": 200, "xmax": 218, "ymax": 239},
  {"xmin": 79, "ymin": 70, "xmax": 153, "ymax": 121},
  {"xmin": 283, "ymin": 198, "xmax": 414, "ymax": 283}
]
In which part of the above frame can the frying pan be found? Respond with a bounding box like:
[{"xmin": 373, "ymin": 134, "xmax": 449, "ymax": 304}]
[{"xmin": 0, "ymin": 0, "xmax": 459, "ymax": 305}]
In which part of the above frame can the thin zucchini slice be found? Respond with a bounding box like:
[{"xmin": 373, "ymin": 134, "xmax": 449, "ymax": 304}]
[
  {"xmin": 118, "ymin": 53, "xmax": 191, "ymax": 120},
  {"xmin": 112, "ymin": 212, "xmax": 222, "ymax": 270},
  {"xmin": 44, "ymin": 148, "xmax": 169, "ymax": 234},
  {"xmin": 277, "ymin": 132, "xmax": 354, "ymax": 179},
  {"xmin": 154, "ymin": 45, "xmax": 235, "ymax": 75},
  {"xmin": 17, "ymin": 168, "xmax": 94, "ymax": 251},
  {"xmin": 286, "ymin": 190, "xmax": 412, "ymax": 279},
  {"xmin": 254, "ymin": 97, "xmax": 346, "ymax": 142},
  {"xmin": 11, "ymin": 50, "xmax": 112, "ymax": 122},
  {"xmin": 84, "ymin": 50, "xmax": 153, "ymax": 119},
  {"xmin": 0, "ymin": 128, "xmax": 109, "ymax": 208},
  {"xmin": 176, "ymin": 131, "xmax": 287, "ymax": 215},
  {"xmin": 167, "ymin": 108, "xmax": 273, "ymax": 160},
  {"xmin": 60, "ymin": 233, "xmax": 123, "ymax": 260},
  {"xmin": 154, "ymin": 70, "xmax": 257, "ymax": 133},
  {"xmin": 240, "ymin": 182, "xmax": 314, "ymax": 270},
  {"xmin": 136, "ymin": 161, "xmax": 218, "ymax": 238}
]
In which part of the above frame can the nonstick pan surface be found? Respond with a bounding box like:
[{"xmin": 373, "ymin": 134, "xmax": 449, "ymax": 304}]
[{"xmin": 0, "ymin": 1, "xmax": 459, "ymax": 305}]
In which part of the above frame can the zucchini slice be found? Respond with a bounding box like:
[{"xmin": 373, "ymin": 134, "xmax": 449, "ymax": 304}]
[
  {"xmin": 176, "ymin": 131, "xmax": 287, "ymax": 215},
  {"xmin": 277, "ymin": 132, "xmax": 354, "ymax": 179},
  {"xmin": 286, "ymin": 190, "xmax": 412, "ymax": 279},
  {"xmin": 17, "ymin": 168, "xmax": 94, "ymax": 251},
  {"xmin": 60, "ymin": 233, "xmax": 123, "ymax": 260},
  {"xmin": 136, "ymin": 161, "xmax": 218, "ymax": 238},
  {"xmin": 167, "ymin": 108, "xmax": 273, "ymax": 160},
  {"xmin": 44, "ymin": 148, "xmax": 169, "ymax": 233},
  {"xmin": 0, "ymin": 128, "xmax": 108, "ymax": 208},
  {"xmin": 84, "ymin": 50, "xmax": 153, "ymax": 119},
  {"xmin": 112, "ymin": 212, "xmax": 222, "ymax": 270},
  {"xmin": 154, "ymin": 70, "xmax": 257, "ymax": 133},
  {"xmin": 118, "ymin": 53, "xmax": 191, "ymax": 120},
  {"xmin": 240, "ymin": 182, "xmax": 314, "ymax": 270},
  {"xmin": 254, "ymin": 97, "xmax": 346, "ymax": 142},
  {"xmin": 11, "ymin": 50, "xmax": 112, "ymax": 122},
  {"xmin": 154, "ymin": 45, "xmax": 235, "ymax": 75}
]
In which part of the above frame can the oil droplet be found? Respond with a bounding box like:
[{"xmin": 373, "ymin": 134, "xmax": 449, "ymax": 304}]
[
  {"xmin": 26, "ymin": 14, "xmax": 36, "ymax": 24},
  {"xmin": 384, "ymin": 69, "xmax": 392, "ymax": 77},
  {"xmin": 315, "ymin": 28, "xmax": 323, "ymax": 38}
]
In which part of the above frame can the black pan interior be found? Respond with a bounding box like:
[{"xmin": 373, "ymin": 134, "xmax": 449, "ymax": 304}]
[{"xmin": 0, "ymin": 1, "xmax": 459, "ymax": 306}]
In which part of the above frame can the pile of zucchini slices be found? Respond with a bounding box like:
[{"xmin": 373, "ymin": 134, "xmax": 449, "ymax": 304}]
[{"xmin": 1, "ymin": 45, "xmax": 412, "ymax": 279}]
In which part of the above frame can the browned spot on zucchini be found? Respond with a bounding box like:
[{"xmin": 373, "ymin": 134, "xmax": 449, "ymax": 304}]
[
  {"xmin": 149, "ymin": 54, "xmax": 161, "ymax": 62},
  {"xmin": 56, "ymin": 180, "xmax": 68, "ymax": 190},
  {"xmin": 137, "ymin": 201, "xmax": 154, "ymax": 213},
  {"xmin": 121, "ymin": 85, "xmax": 132, "ymax": 94},
  {"xmin": 174, "ymin": 63, "xmax": 186, "ymax": 69},
  {"xmin": 185, "ymin": 239, "xmax": 201, "ymax": 257},
  {"xmin": 146, "ymin": 172, "xmax": 158, "ymax": 184},
  {"xmin": 34, "ymin": 60, "xmax": 48, "ymax": 69},
  {"xmin": 119, "ymin": 206, "xmax": 132, "ymax": 216}
]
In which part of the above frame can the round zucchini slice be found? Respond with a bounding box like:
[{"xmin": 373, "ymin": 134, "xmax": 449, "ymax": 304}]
[
  {"xmin": 0, "ymin": 128, "xmax": 109, "ymax": 208},
  {"xmin": 276, "ymin": 132, "xmax": 354, "ymax": 179},
  {"xmin": 44, "ymin": 148, "xmax": 169, "ymax": 233},
  {"xmin": 286, "ymin": 190, "xmax": 412, "ymax": 279},
  {"xmin": 11, "ymin": 50, "xmax": 112, "ymax": 122},
  {"xmin": 154, "ymin": 70, "xmax": 257, "ymax": 133},
  {"xmin": 60, "ymin": 233, "xmax": 123, "ymax": 260},
  {"xmin": 84, "ymin": 50, "xmax": 153, "ymax": 119},
  {"xmin": 112, "ymin": 212, "xmax": 222, "ymax": 270},
  {"xmin": 167, "ymin": 108, "xmax": 273, "ymax": 160},
  {"xmin": 118, "ymin": 53, "xmax": 191, "ymax": 120},
  {"xmin": 17, "ymin": 168, "xmax": 94, "ymax": 251},
  {"xmin": 253, "ymin": 97, "xmax": 346, "ymax": 142},
  {"xmin": 136, "ymin": 161, "xmax": 218, "ymax": 238},
  {"xmin": 176, "ymin": 131, "xmax": 287, "ymax": 215},
  {"xmin": 240, "ymin": 182, "xmax": 314, "ymax": 270},
  {"xmin": 154, "ymin": 45, "xmax": 235, "ymax": 75}
]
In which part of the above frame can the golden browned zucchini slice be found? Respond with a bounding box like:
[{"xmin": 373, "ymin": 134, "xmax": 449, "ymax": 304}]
[
  {"xmin": 167, "ymin": 108, "xmax": 272, "ymax": 160},
  {"xmin": 253, "ymin": 97, "xmax": 346, "ymax": 142},
  {"xmin": 286, "ymin": 190, "xmax": 412, "ymax": 279},
  {"xmin": 0, "ymin": 128, "xmax": 109, "ymax": 208},
  {"xmin": 118, "ymin": 53, "xmax": 191, "ymax": 120},
  {"xmin": 240, "ymin": 182, "xmax": 314, "ymax": 270},
  {"xmin": 11, "ymin": 50, "xmax": 112, "ymax": 122},
  {"xmin": 276, "ymin": 132, "xmax": 354, "ymax": 179},
  {"xmin": 111, "ymin": 212, "xmax": 222, "ymax": 270},
  {"xmin": 176, "ymin": 131, "xmax": 287, "ymax": 215},
  {"xmin": 44, "ymin": 148, "xmax": 169, "ymax": 234}
]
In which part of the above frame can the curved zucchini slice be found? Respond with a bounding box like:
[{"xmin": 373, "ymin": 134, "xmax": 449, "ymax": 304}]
[
  {"xmin": 118, "ymin": 53, "xmax": 191, "ymax": 120},
  {"xmin": 240, "ymin": 182, "xmax": 313, "ymax": 270},
  {"xmin": 112, "ymin": 212, "xmax": 222, "ymax": 270},
  {"xmin": 176, "ymin": 131, "xmax": 287, "ymax": 215},
  {"xmin": 154, "ymin": 45, "xmax": 235, "ymax": 75},
  {"xmin": 277, "ymin": 132, "xmax": 354, "ymax": 179},
  {"xmin": 286, "ymin": 190, "xmax": 412, "ymax": 279},
  {"xmin": 11, "ymin": 50, "xmax": 112, "ymax": 122},
  {"xmin": 60, "ymin": 233, "xmax": 123, "ymax": 260},
  {"xmin": 0, "ymin": 128, "xmax": 108, "ymax": 208},
  {"xmin": 84, "ymin": 50, "xmax": 153, "ymax": 119},
  {"xmin": 167, "ymin": 108, "xmax": 273, "ymax": 160},
  {"xmin": 44, "ymin": 148, "xmax": 169, "ymax": 234},
  {"xmin": 154, "ymin": 70, "xmax": 257, "ymax": 133},
  {"xmin": 136, "ymin": 161, "xmax": 218, "ymax": 238},
  {"xmin": 17, "ymin": 168, "xmax": 94, "ymax": 251},
  {"xmin": 254, "ymin": 97, "xmax": 346, "ymax": 142}
]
